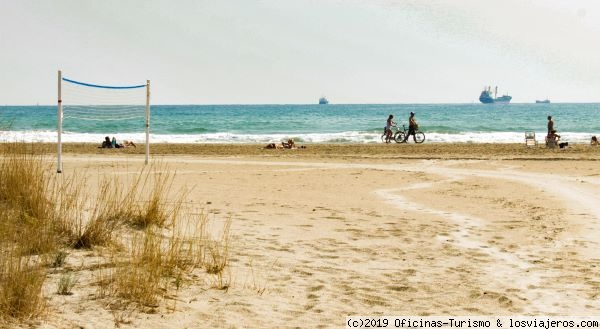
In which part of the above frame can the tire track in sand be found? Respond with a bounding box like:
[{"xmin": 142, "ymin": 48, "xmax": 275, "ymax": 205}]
[{"xmin": 375, "ymin": 164, "xmax": 600, "ymax": 314}]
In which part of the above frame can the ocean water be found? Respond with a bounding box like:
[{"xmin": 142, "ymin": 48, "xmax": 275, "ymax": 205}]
[{"xmin": 1, "ymin": 103, "xmax": 599, "ymax": 144}]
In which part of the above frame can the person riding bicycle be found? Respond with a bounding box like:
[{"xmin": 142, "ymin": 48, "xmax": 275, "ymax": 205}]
[
  {"xmin": 384, "ymin": 114, "xmax": 396, "ymax": 143},
  {"xmin": 403, "ymin": 112, "xmax": 419, "ymax": 143}
]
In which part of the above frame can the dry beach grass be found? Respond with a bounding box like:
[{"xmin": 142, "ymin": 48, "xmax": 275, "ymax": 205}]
[{"xmin": 0, "ymin": 144, "xmax": 232, "ymax": 327}]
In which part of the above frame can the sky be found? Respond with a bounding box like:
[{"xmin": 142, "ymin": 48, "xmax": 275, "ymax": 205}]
[{"xmin": 1, "ymin": 0, "xmax": 600, "ymax": 105}]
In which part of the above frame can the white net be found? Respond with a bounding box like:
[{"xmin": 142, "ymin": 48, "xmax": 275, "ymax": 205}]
[
  {"xmin": 62, "ymin": 78, "xmax": 147, "ymax": 122},
  {"xmin": 57, "ymin": 75, "xmax": 150, "ymax": 172}
]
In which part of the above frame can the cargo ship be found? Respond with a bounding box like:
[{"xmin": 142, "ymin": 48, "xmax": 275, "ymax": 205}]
[
  {"xmin": 535, "ymin": 99, "xmax": 550, "ymax": 104},
  {"xmin": 479, "ymin": 86, "xmax": 512, "ymax": 104},
  {"xmin": 319, "ymin": 96, "xmax": 329, "ymax": 105}
]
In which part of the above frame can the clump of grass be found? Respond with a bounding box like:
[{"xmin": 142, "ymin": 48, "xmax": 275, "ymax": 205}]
[
  {"xmin": 52, "ymin": 172, "xmax": 116, "ymax": 250},
  {"xmin": 51, "ymin": 251, "xmax": 68, "ymax": 268},
  {"xmin": 163, "ymin": 210, "xmax": 209, "ymax": 273},
  {"xmin": 0, "ymin": 145, "xmax": 52, "ymax": 221},
  {"xmin": 0, "ymin": 144, "xmax": 76, "ymax": 321},
  {"xmin": 0, "ymin": 145, "xmax": 55, "ymax": 321},
  {"xmin": 67, "ymin": 165, "xmax": 180, "ymax": 249},
  {"xmin": 206, "ymin": 218, "xmax": 232, "ymax": 290},
  {"xmin": 0, "ymin": 145, "xmax": 63, "ymax": 255},
  {"xmin": 92, "ymin": 165, "xmax": 181, "ymax": 230},
  {"xmin": 112, "ymin": 229, "xmax": 166, "ymax": 308},
  {"xmin": 131, "ymin": 170, "xmax": 174, "ymax": 228},
  {"xmin": 0, "ymin": 252, "xmax": 45, "ymax": 321},
  {"xmin": 56, "ymin": 272, "xmax": 78, "ymax": 295},
  {"xmin": 100, "ymin": 209, "xmax": 233, "ymax": 309}
]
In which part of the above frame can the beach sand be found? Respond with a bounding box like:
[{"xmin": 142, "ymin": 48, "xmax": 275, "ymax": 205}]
[{"xmin": 24, "ymin": 143, "xmax": 600, "ymax": 328}]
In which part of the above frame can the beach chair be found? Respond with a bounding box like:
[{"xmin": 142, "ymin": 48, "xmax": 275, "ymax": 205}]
[{"xmin": 525, "ymin": 132, "xmax": 537, "ymax": 147}]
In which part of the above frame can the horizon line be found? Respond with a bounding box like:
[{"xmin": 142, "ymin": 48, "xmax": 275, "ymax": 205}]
[{"xmin": 3, "ymin": 101, "xmax": 600, "ymax": 107}]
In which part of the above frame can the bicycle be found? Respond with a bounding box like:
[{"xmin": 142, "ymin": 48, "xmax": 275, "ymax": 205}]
[{"xmin": 393, "ymin": 124, "xmax": 426, "ymax": 144}]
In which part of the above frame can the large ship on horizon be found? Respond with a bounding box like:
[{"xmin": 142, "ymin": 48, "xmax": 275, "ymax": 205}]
[
  {"xmin": 479, "ymin": 86, "xmax": 512, "ymax": 104},
  {"xmin": 319, "ymin": 96, "xmax": 329, "ymax": 105}
]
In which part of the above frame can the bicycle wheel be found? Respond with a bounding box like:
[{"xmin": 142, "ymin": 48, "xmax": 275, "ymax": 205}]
[
  {"xmin": 394, "ymin": 131, "xmax": 406, "ymax": 143},
  {"xmin": 415, "ymin": 132, "xmax": 426, "ymax": 144}
]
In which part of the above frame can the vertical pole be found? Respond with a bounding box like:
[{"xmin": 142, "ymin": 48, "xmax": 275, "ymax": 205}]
[
  {"xmin": 145, "ymin": 80, "xmax": 150, "ymax": 165},
  {"xmin": 57, "ymin": 70, "xmax": 63, "ymax": 173}
]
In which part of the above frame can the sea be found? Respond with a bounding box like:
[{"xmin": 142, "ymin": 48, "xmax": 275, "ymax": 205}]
[{"xmin": 1, "ymin": 103, "xmax": 599, "ymax": 144}]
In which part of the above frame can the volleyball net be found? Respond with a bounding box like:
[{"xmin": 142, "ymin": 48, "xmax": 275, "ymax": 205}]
[{"xmin": 57, "ymin": 70, "xmax": 151, "ymax": 173}]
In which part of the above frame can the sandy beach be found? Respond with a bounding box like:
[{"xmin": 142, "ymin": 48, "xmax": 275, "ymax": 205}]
[
  {"xmin": 5, "ymin": 0, "xmax": 600, "ymax": 326},
  {"xmin": 7, "ymin": 143, "xmax": 591, "ymax": 328}
]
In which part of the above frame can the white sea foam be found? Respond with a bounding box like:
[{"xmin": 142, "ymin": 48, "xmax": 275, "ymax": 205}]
[{"xmin": 0, "ymin": 130, "xmax": 596, "ymax": 144}]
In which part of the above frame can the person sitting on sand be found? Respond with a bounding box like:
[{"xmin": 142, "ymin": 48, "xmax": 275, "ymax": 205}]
[
  {"xmin": 546, "ymin": 129, "xmax": 560, "ymax": 148},
  {"xmin": 111, "ymin": 136, "xmax": 124, "ymax": 148},
  {"xmin": 282, "ymin": 139, "xmax": 296, "ymax": 149},
  {"xmin": 99, "ymin": 136, "xmax": 113, "ymax": 148},
  {"xmin": 592, "ymin": 136, "xmax": 599, "ymax": 146}
]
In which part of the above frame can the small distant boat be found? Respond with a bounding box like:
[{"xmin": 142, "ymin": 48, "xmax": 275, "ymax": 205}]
[
  {"xmin": 479, "ymin": 86, "xmax": 511, "ymax": 104},
  {"xmin": 318, "ymin": 96, "xmax": 329, "ymax": 105},
  {"xmin": 535, "ymin": 99, "xmax": 550, "ymax": 104}
]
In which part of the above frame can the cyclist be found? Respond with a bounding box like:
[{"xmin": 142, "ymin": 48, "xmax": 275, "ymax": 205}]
[
  {"xmin": 384, "ymin": 114, "xmax": 396, "ymax": 143},
  {"xmin": 403, "ymin": 112, "xmax": 419, "ymax": 143}
]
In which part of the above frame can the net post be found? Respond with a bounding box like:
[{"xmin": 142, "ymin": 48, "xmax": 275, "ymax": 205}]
[
  {"xmin": 57, "ymin": 70, "xmax": 63, "ymax": 173},
  {"xmin": 145, "ymin": 80, "xmax": 150, "ymax": 165}
]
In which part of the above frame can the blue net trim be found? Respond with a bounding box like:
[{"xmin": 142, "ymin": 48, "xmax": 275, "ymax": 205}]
[{"xmin": 62, "ymin": 77, "xmax": 146, "ymax": 89}]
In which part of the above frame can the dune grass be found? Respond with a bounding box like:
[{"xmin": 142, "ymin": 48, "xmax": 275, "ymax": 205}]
[
  {"xmin": 103, "ymin": 210, "xmax": 232, "ymax": 310},
  {"xmin": 0, "ymin": 143, "xmax": 234, "ymax": 322},
  {"xmin": 56, "ymin": 272, "xmax": 78, "ymax": 295},
  {"xmin": 0, "ymin": 145, "xmax": 56, "ymax": 321},
  {"xmin": 0, "ymin": 145, "xmax": 62, "ymax": 256},
  {"xmin": 112, "ymin": 230, "xmax": 165, "ymax": 307},
  {"xmin": 206, "ymin": 217, "xmax": 232, "ymax": 290},
  {"xmin": 0, "ymin": 250, "xmax": 46, "ymax": 321}
]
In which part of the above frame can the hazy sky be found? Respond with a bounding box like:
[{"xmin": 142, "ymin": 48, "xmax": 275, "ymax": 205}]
[{"xmin": 1, "ymin": 0, "xmax": 599, "ymax": 104}]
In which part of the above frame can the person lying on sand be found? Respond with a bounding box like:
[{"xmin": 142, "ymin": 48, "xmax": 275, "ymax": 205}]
[
  {"xmin": 592, "ymin": 136, "xmax": 599, "ymax": 146},
  {"xmin": 265, "ymin": 143, "xmax": 283, "ymax": 149},
  {"xmin": 264, "ymin": 139, "xmax": 306, "ymax": 150},
  {"xmin": 122, "ymin": 140, "xmax": 136, "ymax": 148}
]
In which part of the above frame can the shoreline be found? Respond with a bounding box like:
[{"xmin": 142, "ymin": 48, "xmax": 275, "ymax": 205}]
[
  {"xmin": 1, "ymin": 142, "xmax": 599, "ymax": 160},
  {"xmin": 1, "ymin": 131, "xmax": 598, "ymax": 144}
]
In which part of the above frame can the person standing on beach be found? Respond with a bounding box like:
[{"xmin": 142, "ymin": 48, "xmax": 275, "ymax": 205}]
[
  {"xmin": 547, "ymin": 116, "xmax": 554, "ymax": 136},
  {"xmin": 385, "ymin": 114, "xmax": 396, "ymax": 143},
  {"xmin": 403, "ymin": 112, "xmax": 418, "ymax": 142}
]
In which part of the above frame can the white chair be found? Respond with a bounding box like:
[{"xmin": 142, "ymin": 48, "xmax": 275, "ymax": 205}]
[{"xmin": 525, "ymin": 132, "xmax": 537, "ymax": 147}]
